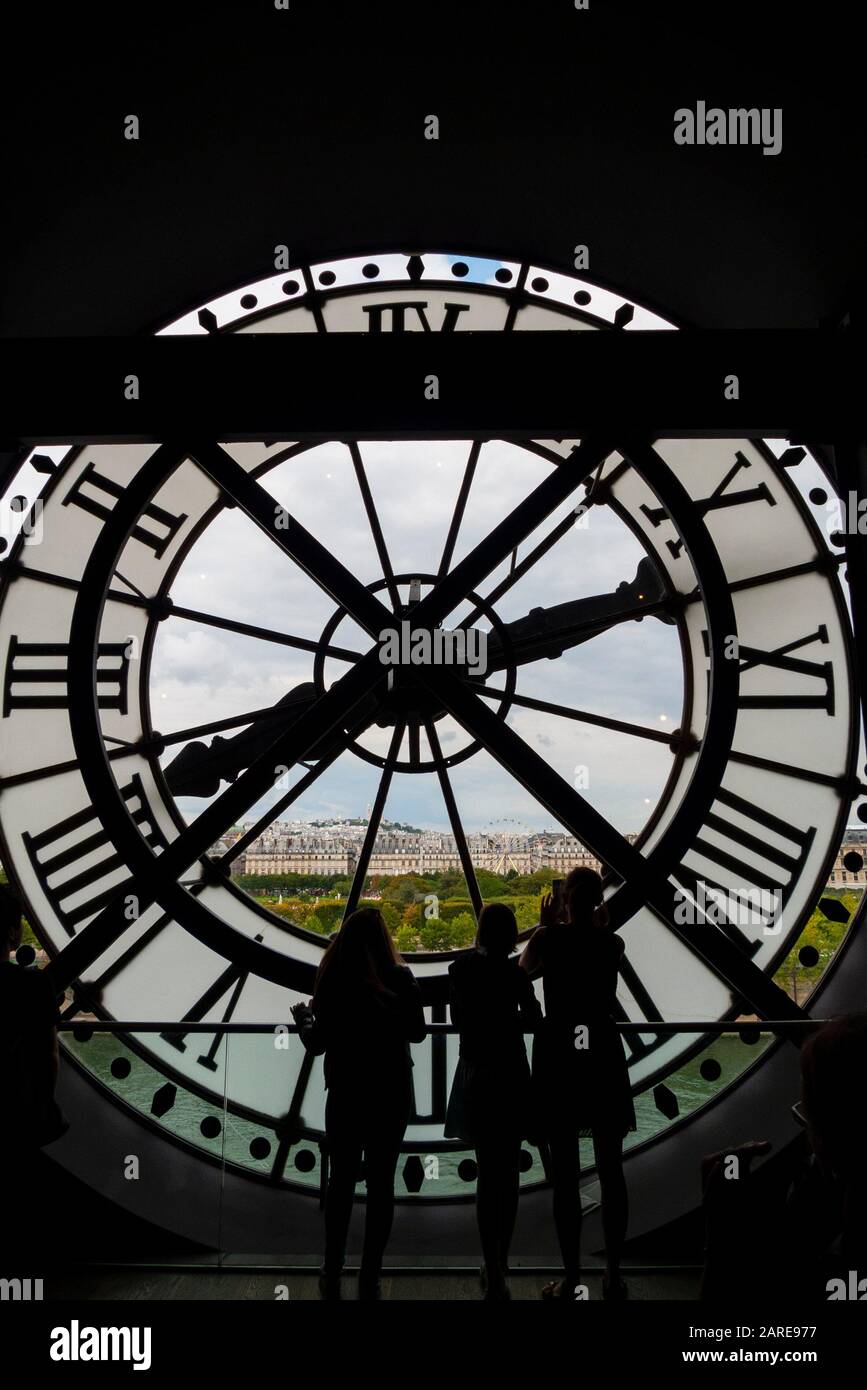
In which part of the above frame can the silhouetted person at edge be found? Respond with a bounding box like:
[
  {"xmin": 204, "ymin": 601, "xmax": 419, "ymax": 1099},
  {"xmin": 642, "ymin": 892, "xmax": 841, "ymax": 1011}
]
[
  {"xmin": 521, "ymin": 867, "xmax": 635, "ymax": 1299},
  {"xmin": 701, "ymin": 1013, "xmax": 867, "ymax": 1300},
  {"xmin": 445, "ymin": 902, "xmax": 543, "ymax": 1300},
  {"xmin": 0, "ymin": 883, "xmax": 65, "ymax": 1268},
  {"xmin": 291, "ymin": 908, "xmax": 425, "ymax": 1300},
  {"xmin": 800, "ymin": 1013, "xmax": 867, "ymax": 1271}
]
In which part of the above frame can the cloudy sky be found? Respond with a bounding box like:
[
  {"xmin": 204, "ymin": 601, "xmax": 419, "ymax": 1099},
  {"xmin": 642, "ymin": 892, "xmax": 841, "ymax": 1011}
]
[{"xmin": 152, "ymin": 437, "xmax": 682, "ymax": 838}]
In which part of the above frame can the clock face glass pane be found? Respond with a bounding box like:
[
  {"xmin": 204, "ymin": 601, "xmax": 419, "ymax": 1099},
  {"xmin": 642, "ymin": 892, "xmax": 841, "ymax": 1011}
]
[{"xmin": 0, "ymin": 250, "xmax": 859, "ymax": 1200}]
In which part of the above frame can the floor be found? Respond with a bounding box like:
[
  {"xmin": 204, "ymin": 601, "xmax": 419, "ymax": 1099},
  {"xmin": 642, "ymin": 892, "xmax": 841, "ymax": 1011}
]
[{"xmin": 42, "ymin": 1267, "xmax": 702, "ymax": 1301}]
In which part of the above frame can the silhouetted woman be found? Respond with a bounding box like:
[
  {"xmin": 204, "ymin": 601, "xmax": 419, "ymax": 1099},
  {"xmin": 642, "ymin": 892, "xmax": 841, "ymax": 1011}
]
[
  {"xmin": 291, "ymin": 908, "xmax": 425, "ymax": 1300},
  {"xmin": 445, "ymin": 903, "xmax": 543, "ymax": 1300},
  {"xmin": 521, "ymin": 867, "xmax": 635, "ymax": 1299}
]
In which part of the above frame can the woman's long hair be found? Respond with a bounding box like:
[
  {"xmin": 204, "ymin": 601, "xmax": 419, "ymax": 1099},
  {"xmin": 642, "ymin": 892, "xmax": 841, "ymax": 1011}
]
[
  {"xmin": 564, "ymin": 866, "xmax": 605, "ymax": 927},
  {"xmin": 314, "ymin": 907, "xmax": 402, "ymax": 996}
]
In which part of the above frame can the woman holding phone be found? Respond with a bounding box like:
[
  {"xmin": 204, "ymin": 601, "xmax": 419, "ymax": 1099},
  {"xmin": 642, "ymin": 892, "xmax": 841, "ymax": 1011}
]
[{"xmin": 521, "ymin": 866, "xmax": 635, "ymax": 1299}]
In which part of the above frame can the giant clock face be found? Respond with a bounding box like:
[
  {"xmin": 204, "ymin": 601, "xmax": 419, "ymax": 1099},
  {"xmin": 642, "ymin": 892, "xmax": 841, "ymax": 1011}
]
[{"xmin": 0, "ymin": 250, "xmax": 859, "ymax": 1219}]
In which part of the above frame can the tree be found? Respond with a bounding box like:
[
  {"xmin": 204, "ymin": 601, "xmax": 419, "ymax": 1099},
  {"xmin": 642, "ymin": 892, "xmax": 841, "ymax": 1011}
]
[
  {"xmin": 381, "ymin": 874, "xmax": 432, "ymax": 905},
  {"xmin": 401, "ymin": 902, "xmax": 424, "ymax": 932},
  {"xmin": 315, "ymin": 902, "xmax": 344, "ymax": 933},
  {"xmin": 378, "ymin": 901, "xmax": 401, "ymax": 934},
  {"xmin": 395, "ymin": 922, "xmax": 418, "ymax": 954},
  {"xmin": 773, "ymin": 890, "xmax": 858, "ymax": 1001},
  {"xmin": 418, "ymin": 910, "xmax": 476, "ymax": 951},
  {"xmin": 446, "ymin": 911, "xmax": 477, "ymax": 948},
  {"xmin": 474, "ymin": 868, "xmax": 507, "ymax": 899}
]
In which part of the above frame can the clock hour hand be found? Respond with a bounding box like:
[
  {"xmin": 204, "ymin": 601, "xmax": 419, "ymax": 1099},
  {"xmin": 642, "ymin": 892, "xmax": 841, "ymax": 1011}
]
[
  {"xmin": 480, "ymin": 557, "xmax": 675, "ymax": 672},
  {"xmin": 163, "ymin": 682, "xmax": 378, "ymax": 798}
]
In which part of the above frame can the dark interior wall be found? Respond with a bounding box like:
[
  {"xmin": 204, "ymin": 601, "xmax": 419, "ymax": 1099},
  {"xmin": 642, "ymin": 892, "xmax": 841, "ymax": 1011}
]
[{"xmin": 2, "ymin": 0, "xmax": 862, "ymax": 337}]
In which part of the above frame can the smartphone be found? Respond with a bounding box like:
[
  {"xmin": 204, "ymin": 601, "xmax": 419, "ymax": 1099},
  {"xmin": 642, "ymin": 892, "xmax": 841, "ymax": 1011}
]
[{"xmin": 551, "ymin": 879, "xmax": 564, "ymax": 908}]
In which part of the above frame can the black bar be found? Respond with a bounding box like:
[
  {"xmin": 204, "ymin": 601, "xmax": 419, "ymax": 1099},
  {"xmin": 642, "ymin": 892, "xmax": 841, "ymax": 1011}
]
[
  {"xmin": 0, "ymin": 331, "xmax": 861, "ymax": 441},
  {"xmin": 833, "ymin": 441, "xmax": 867, "ymax": 743},
  {"xmin": 343, "ymin": 723, "xmax": 404, "ymax": 916},
  {"xmin": 426, "ymin": 719, "xmax": 484, "ymax": 919}
]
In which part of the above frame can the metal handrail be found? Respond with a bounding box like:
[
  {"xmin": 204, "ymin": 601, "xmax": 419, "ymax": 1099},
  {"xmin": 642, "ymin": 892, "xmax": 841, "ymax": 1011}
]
[{"xmin": 56, "ymin": 1018, "xmax": 831, "ymax": 1034}]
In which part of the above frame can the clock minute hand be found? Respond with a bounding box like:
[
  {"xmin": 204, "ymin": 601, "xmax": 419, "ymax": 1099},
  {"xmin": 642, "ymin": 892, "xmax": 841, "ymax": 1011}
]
[{"xmin": 480, "ymin": 556, "xmax": 676, "ymax": 672}]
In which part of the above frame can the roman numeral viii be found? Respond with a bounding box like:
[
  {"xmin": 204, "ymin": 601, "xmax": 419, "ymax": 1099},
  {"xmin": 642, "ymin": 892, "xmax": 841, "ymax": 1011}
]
[{"xmin": 23, "ymin": 776, "xmax": 167, "ymax": 936}]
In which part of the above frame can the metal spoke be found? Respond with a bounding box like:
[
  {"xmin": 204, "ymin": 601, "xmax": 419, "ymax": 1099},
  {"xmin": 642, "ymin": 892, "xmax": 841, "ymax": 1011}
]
[
  {"xmin": 728, "ymin": 747, "xmax": 865, "ymax": 792},
  {"xmin": 54, "ymin": 642, "xmax": 387, "ymax": 990},
  {"xmin": 112, "ymin": 569, "xmax": 147, "ymax": 600},
  {"xmin": 410, "ymin": 437, "xmax": 613, "ymax": 632},
  {"xmin": 154, "ymin": 602, "xmax": 363, "ymax": 662},
  {"xmin": 472, "ymin": 683, "xmax": 676, "ymax": 745},
  {"xmin": 438, "ymin": 440, "xmax": 482, "ymax": 576},
  {"xmin": 503, "ymin": 262, "xmax": 529, "ymax": 331},
  {"xmin": 187, "ymin": 441, "xmax": 393, "ymax": 639},
  {"xmin": 300, "ymin": 262, "xmax": 327, "ymax": 334},
  {"xmin": 0, "ymin": 703, "xmax": 326, "ymax": 789},
  {"xmin": 217, "ymin": 710, "xmax": 376, "ymax": 867},
  {"xmin": 460, "ymin": 454, "xmax": 625, "ymax": 628},
  {"xmin": 348, "ymin": 442, "xmax": 401, "ymax": 612},
  {"xmin": 3, "ymin": 560, "xmax": 364, "ymax": 660},
  {"xmin": 425, "ymin": 720, "xmax": 483, "ymax": 918},
  {"xmin": 343, "ymin": 723, "xmax": 405, "ymax": 917},
  {"xmin": 146, "ymin": 701, "xmax": 318, "ymax": 753},
  {"xmin": 407, "ymin": 724, "xmax": 421, "ymax": 768},
  {"xmin": 685, "ymin": 554, "xmax": 846, "ymax": 604}
]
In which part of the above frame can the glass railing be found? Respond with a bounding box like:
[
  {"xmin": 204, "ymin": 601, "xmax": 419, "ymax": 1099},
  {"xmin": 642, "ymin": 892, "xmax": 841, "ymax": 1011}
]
[{"xmin": 58, "ymin": 1018, "xmax": 809, "ymax": 1221}]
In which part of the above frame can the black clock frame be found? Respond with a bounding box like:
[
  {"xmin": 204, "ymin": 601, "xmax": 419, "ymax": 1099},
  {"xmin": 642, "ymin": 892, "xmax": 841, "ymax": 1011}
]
[{"xmin": 1, "ymin": 255, "xmax": 861, "ymax": 1223}]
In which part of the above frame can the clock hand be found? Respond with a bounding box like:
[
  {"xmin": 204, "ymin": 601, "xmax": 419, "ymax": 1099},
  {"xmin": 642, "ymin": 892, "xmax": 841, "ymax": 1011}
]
[
  {"xmin": 479, "ymin": 556, "xmax": 677, "ymax": 672},
  {"xmin": 52, "ymin": 648, "xmax": 389, "ymax": 993},
  {"xmin": 163, "ymin": 681, "xmax": 381, "ymax": 797},
  {"xmin": 189, "ymin": 442, "xmax": 395, "ymax": 640},
  {"xmin": 161, "ymin": 441, "xmax": 614, "ymax": 791},
  {"xmin": 163, "ymin": 555, "xmax": 670, "ymax": 794}
]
